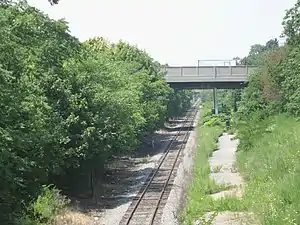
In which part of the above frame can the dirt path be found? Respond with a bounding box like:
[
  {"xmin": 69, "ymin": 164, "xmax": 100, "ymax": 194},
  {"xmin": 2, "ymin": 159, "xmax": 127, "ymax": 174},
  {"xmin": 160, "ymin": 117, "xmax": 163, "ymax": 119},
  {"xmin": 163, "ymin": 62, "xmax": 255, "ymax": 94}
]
[
  {"xmin": 209, "ymin": 134, "xmax": 243, "ymax": 199},
  {"xmin": 194, "ymin": 133, "xmax": 257, "ymax": 225}
]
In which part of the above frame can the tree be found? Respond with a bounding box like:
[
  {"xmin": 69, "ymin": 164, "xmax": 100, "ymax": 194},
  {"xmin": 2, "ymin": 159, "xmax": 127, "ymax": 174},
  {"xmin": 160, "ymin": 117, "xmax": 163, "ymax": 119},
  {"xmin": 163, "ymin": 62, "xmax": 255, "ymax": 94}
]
[
  {"xmin": 0, "ymin": 0, "xmax": 59, "ymax": 5},
  {"xmin": 249, "ymin": 44, "xmax": 266, "ymax": 56},
  {"xmin": 282, "ymin": 0, "xmax": 300, "ymax": 44},
  {"xmin": 0, "ymin": 2, "xmax": 194, "ymax": 223},
  {"xmin": 49, "ymin": 0, "xmax": 59, "ymax": 4},
  {"xmin": 239, "ymin": 38, "xmax": 280, "ymax": 66},
  {"xmin": 265, "ymin": 38, "xmax": 279, "ymax": 50},
  {"xmin": 233, "ymin": 57, "xmax": 241, "ymax": 65}
]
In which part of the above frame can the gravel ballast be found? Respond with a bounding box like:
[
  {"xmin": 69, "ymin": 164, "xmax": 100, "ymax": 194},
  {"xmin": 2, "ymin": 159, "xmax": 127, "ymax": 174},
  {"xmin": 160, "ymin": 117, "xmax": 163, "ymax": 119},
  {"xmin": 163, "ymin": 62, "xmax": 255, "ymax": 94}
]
[
  {"xmin": 96, "ymin": 110, "xmax": 200, "ymax": 225},
  {"xmin": 160, "ymin": 109, "xmax": 201, "ymax": 225}
]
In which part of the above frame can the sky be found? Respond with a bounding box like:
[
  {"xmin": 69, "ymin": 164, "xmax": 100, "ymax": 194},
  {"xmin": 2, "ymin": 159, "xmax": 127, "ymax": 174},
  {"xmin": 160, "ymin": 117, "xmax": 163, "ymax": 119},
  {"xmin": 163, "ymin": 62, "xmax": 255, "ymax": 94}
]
[{"xmin": 27, "ymin": 0, "xmax": 296, "ymax": 66}]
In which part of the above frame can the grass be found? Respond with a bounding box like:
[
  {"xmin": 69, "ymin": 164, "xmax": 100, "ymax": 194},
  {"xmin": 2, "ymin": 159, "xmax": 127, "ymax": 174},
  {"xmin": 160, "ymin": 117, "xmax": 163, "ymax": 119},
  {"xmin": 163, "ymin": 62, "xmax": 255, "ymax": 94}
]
[
  {"xmin": 53, "ymin": 210, "xmax": 94, "ymax": 225},
  {"xmin": 236, "ymin": 115, "xmax": 300, "ymax": 225},
  {"xmin": 182, "ymin": 106, "xmax": 300, "ymax": 225},
  {"xmin": 17, "ymin": 185, "xmax": 70, "ymax": 225},
  {"xmin": 180, "ymin": 105, "xmax": 246, "ymax": 225}
]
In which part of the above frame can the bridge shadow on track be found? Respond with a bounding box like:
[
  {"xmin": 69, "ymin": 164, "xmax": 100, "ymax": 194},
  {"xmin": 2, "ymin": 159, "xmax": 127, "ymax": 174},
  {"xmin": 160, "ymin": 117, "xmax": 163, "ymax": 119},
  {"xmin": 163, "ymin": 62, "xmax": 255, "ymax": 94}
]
[
  {"xmin": 134, "ymin": 132, "xmax": 174, "ymax": 158},
  {"xmin": 62, "ymin": 108, "xmax": 198, "ymax": 216},
  {"xmin": 67, "ymin": 132, "xmax": 191, "ymax": 215},
  {"xmin": 69, "ymin": 166, "xmax": 179, "ymax": 213},
  {"xmin": 165, "ymin": 125, "xmax": 195, "ymax": 132}
]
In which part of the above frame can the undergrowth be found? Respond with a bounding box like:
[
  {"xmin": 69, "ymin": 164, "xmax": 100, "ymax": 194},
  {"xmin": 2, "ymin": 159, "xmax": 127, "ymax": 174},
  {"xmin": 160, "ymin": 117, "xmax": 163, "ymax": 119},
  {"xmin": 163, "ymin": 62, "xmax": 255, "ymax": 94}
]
[
  {"xmin": 180, "ymin": 105, "xmax": 245, "ymax": 225},
  {"xmin": 16, "ymin": 185, "xmax": 69, "ymax": 225},
  {"xmin": 236, "ymin": 115, "xmax": 300, "ymax": 225}
]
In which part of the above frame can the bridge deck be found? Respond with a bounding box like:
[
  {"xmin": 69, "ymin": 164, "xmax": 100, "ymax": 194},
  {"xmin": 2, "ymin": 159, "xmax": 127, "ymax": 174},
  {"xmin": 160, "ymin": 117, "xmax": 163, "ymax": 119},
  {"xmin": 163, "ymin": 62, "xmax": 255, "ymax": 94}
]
[{"xmin": 165, "ymin": 66, "xmax": 257, "ymax": 83}]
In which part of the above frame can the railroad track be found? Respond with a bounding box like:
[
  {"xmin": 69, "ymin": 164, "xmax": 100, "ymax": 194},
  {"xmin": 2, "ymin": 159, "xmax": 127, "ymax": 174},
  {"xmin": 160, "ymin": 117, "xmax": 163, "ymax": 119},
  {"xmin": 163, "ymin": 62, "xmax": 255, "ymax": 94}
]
[{"xmin": 119, "ymin": 102, "xmax": 200, "ymax": 225}]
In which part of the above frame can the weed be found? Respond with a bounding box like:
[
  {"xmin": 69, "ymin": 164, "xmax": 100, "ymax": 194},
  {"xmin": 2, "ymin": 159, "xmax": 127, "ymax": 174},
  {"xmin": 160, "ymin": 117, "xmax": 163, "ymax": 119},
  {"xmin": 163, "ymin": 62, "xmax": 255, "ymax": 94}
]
[
  {"xmin": 211, "ymin": 165, "xmax": 222, "ymax": 173},
  {"xmin": 180, "ymin": 106, "xmax": 244, "ymax": 224},
  {"xmin": 141, "ymin": 156, "xmax": 149, "ymax": 164},
  {"xmin": 17, "ymin": 185, "xmax": 69, "ymax": 225},
  {"xmin": 236, "ymin": 115, "xmax": 300, "ymax": 225},
  {"xmin": 231, "ymin": 163, "xmax": 238, "ymax": 173}
]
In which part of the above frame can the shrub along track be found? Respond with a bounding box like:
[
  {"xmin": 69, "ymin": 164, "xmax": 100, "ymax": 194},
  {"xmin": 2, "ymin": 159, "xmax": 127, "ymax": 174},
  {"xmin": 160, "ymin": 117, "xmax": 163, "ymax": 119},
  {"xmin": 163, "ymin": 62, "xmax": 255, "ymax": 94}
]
[{"xmin": 119, "ymin": 101, "xmax": 200, "ymax": 225}]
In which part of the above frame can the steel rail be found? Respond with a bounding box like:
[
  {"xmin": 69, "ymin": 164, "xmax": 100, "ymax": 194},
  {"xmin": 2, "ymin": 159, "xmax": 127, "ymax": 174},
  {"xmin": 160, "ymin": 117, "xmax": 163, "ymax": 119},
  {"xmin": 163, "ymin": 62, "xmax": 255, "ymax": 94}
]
[
  {"xmin": 123, "ymin": 102, "xmax": 200, "ymax": 225},
  {"xmin": 149, "ymin": 103, "xmax": 199, "ymax": 224},
  {"xmin": 124, "ymin": 114, "xmax": 189, "ymax": 225}
]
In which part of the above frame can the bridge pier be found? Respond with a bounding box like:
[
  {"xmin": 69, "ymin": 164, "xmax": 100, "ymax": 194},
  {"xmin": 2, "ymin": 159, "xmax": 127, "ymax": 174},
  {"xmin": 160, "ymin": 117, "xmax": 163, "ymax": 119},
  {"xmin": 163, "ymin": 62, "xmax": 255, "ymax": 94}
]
[
  {"xmin": 213, "ymin": 88, "xmax": 218, "ymax": 115},
  {"xmin": 234, "ymin": 91, "xmax": 237, "ymax": 112}
]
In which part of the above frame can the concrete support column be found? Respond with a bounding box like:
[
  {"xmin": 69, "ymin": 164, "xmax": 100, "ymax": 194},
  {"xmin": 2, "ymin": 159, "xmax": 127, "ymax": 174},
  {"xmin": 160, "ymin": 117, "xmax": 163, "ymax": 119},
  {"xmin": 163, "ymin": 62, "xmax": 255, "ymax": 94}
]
[
  {"xmin": 233, "ymin": 91, "xmax": 237, "ymax": 112},
  {"xmin": 213, "ymin": 88, "xmax": 218, "ymax": 115}
]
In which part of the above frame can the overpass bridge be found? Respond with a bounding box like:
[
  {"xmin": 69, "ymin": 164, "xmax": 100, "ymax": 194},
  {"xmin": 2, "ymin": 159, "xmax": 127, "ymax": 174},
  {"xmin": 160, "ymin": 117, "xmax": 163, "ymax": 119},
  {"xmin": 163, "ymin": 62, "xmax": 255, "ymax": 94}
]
[
  {"xmin": 164, "ymin": 63, "xmax": 258, "ymax": 114},
  {"xmin": 165, "ymin": 65, "xmax": 257, "ymax": 89}
]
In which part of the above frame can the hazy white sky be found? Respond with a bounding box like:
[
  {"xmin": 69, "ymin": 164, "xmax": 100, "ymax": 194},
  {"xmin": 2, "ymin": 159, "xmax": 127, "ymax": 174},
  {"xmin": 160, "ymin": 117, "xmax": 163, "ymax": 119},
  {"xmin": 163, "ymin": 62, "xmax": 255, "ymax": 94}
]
[{"xmin": 27, "ymin": 0, "xmax": 296, "ymax": 65}]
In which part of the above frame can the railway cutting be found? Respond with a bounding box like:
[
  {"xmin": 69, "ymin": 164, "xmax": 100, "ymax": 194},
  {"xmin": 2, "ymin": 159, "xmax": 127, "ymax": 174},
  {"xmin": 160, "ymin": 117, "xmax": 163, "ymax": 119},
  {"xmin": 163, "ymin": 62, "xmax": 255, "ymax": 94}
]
[{"xmin": 119, "ymin": 102, "xmax": 200, "ymax": 225}]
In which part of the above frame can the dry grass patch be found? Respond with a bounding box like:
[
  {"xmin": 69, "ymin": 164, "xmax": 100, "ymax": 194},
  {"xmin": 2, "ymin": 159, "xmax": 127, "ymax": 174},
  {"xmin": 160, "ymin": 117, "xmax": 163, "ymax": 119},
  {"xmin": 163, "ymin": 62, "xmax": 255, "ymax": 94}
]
[{"xmin": 54, "ymin": 209, "xmax": 94, "ymax": 225}]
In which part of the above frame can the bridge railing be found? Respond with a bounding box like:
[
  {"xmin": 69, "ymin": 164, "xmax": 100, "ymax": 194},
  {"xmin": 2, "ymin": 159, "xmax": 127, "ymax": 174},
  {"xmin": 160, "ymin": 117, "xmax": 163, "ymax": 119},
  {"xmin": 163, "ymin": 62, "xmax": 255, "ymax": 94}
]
[{"xmin": 165, "ymin": 65, "xmax": 257, "ymax": 78}]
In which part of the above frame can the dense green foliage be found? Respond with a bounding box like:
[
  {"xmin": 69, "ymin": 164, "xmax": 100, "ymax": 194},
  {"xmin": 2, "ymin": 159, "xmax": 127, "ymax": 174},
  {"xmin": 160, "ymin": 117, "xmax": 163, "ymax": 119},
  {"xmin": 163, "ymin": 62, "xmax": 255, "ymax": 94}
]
[
  {"xmin": 167, "ymin": 89, "xmax": 193, "ymax": 118},
  {"xmin": 213, "ymin": 1, "xmax": 300, "ymax": 224},
  {"xmin": 214, "ymin": 37, "xmax": 280, "ymax": 121},
  {"xmin": 230, "ymin": 2, "xmax": 300, "ymax": 121},
  {"xmin": 0, "ymin": 2, "xmax": 192, "ymax": 224},
  {"xmin": 0, "ymin": 0, "xmax": 59, "ymax": 5}
]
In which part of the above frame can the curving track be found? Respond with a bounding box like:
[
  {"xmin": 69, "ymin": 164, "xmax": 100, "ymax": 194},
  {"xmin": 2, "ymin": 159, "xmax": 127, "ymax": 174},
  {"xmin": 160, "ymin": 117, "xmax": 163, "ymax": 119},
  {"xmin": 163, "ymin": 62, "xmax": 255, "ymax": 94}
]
[{"xmin": 119, "ymin": 102, "xmax": 200, "ymax": 225}]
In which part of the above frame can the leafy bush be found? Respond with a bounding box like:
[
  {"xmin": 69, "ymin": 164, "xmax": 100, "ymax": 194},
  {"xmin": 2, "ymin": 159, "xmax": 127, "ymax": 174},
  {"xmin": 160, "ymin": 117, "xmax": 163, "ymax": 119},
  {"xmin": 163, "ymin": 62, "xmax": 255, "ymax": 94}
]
[
  {"xmin": 199, "ymin": 105, "xmax": 225, "ymax": 128},
  {"xmin": 31, "ymin": 185, "xmax": 69, "ymax": 223},
  {"xmin": 17, "ymin": 185, "xmax": 69, "ymax": 225},
  {"xmin": 203, "ymin": 116, "xmax": 223, "ymax": 127}
]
